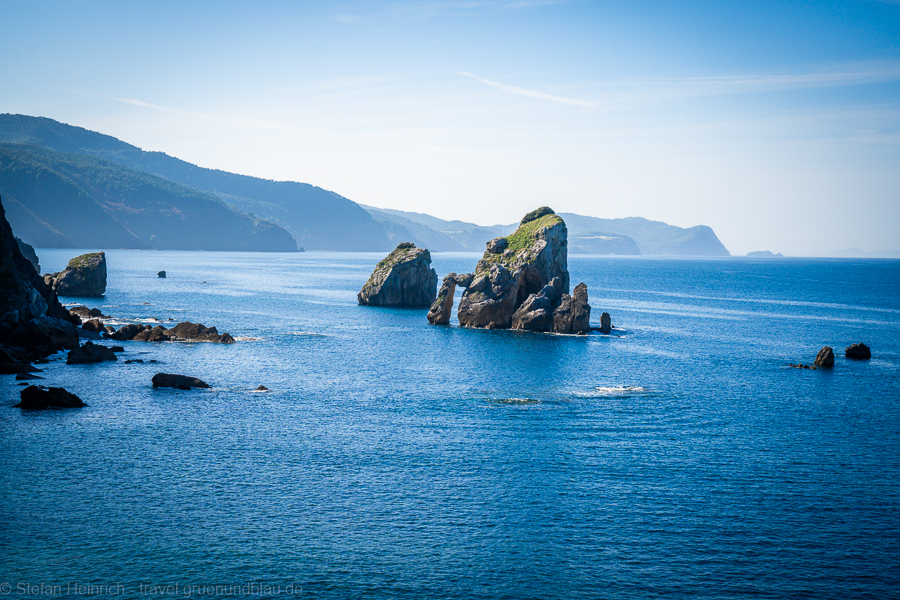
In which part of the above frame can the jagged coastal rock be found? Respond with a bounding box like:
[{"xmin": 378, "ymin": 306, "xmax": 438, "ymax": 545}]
[
  {"xmin": 551, "ymin": 282, "xmax": 592, "ymax": 335},
  {"xmin": 1, "ymin": 197, "xmax": 78, "ymax": 362},
  {"xmin": 127, "ymin": 321, "xmax": 235, "ymax": 343},
  {"xmin": 447, "ymin": 207, "xmax": 594, "ymax": 334},
  {"xmin": 814, "ymin": 346, "xmax": 835, "ymax": 368},
  {"xmin": 44, "ymin": 252, "xmax": 107, "ymax": 297},
  {"xmin": 358, "ymin": 242, "xmax": 438, "ymax": 307}
]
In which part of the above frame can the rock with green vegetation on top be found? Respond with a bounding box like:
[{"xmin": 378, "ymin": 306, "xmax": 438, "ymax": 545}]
[
  {"xmin": 358, "ymin": 242, "xmax": 438, "ymax": 307},
  {"xmin": 457, "ymin": 208, "xmax": 571, "ymax": 329},
  {"xmin": 44, "ymin": 251, "xmax": 107, "ymax": 297}
]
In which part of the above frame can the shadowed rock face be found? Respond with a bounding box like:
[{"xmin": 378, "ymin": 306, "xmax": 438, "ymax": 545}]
[
  {"xmin": 67, "ymin": 341, "xmax": 117, "ymax": 364},
  {"xmin": 45, "ymin": 252, "xmax": 107, "ymax": 297},
  {"xmin": 15, "ymin": 237, "xmax": 39, "ymax": 273},
  {"xmin": 16, "ymin": 385, "xmax": 85, "ymax": 409},
  {"xmin": 814, "ymin": 346, "xmax": 835, "ymax": 368},
  {"xmin": 846, "ymin": 343, "xmax": 871, "ymax": 360},
  {"xmin": 358, "ymin": 242, "xmax": 438, "ymax": 307}
]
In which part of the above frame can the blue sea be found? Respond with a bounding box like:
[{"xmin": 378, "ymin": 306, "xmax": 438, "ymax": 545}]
[{"xmin": 2, "ymin": 250, "xmax": 899, "ymax": 599}]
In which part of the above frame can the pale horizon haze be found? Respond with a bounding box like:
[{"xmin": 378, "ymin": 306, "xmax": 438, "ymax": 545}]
[{"xmin": 2, "ymin": 0, "xmax": 899, "ymax": 256}]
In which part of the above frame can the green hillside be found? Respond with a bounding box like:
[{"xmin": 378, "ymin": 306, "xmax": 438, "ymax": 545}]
[
  {"xmin": 0, "ymin": 144, "xmax": 298, "ymax": 252},
  {"xmin": 0, "ymin": 114, "xmax": 392, "ymax": 251}
]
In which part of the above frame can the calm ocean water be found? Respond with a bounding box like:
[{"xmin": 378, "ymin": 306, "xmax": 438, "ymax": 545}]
[{"xmin": 2, "ymin": 250, "xmax": 899, "ymax": 600}]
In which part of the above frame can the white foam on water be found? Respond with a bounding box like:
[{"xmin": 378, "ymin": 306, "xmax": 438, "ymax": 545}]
[{"xmin": 575, "ymin": 386, "xmax": 648, "ymax": 398}]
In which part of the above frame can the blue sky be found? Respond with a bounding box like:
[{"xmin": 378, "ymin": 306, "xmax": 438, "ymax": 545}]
[{"xmin": 2, "ymin": 0, "xmax": 899, "ymax": 255}]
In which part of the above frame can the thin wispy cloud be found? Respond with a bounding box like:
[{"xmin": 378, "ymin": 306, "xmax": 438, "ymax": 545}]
[
  {"xmin": 105, "ymin": 96, "xmax": 282, "ymax": 130},
  {"xmin": 610, "ymin": 60, "xmax": 900, "ymax": 93},
  {"xmin": 455, "ymin": 71, "xmax": 597, "ymax": 108}
]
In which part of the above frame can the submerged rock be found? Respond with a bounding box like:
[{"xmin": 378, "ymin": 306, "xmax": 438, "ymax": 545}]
[
  {"xmin": 16, "ymin": 385, "xmax": 85, "ymax": 409},
  {"xmin": 152, "ymin": 373, "xmax": 210, "ymax": 389},
  {"xmin": 358, "ymin": 242, "xmax": 438, "ymax": 307},
  {"xmin": 44, "ymin": 252, "xmax": 107, "ymax": 297},
  {"xmin": 814, "ymin": 346, "xmax": 835, "ymax": 368},
  {"xmin": 845, "ymin": 343, "xmax": 872, "ymax": 360},
  {"xmin": 67, "ymin": 341, "xmax": 118, "ymax": 364}
]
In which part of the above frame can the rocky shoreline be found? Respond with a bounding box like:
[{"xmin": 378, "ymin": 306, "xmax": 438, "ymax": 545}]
[{"xmin": 0, "ymin": 195, "xmax": 240, "ymax": 407}]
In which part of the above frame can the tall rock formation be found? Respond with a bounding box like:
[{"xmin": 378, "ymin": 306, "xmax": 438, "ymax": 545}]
[
  {"xmin": 427, "ymin": 273, "xmax": 459, "ymax": 325},
  {"xmin": 454, "ymin": 207, "xmax": 590, "ymax": 333},
  {"xmin": 44, "ymin": 252, "xmax": 107, "ymax": 297},
  {"xmin": 0, "ymin": 195, "xmax": 79, "ymax": 362},
  {"xmin": 358, "ymin": 242, "xmax": 438, "ymax": 307}
]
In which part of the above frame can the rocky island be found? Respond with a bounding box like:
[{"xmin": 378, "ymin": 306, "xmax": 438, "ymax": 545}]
[
  {"xmin": 429, "ymin": 207, "xmax": 593, "ymax": 334},
  {"xmin": 358, "ymin": 242, "xmax": 438, "ymax": 307},
  {"xmin": 44, "ymin": 251, "xmax": 107, "ymax": 297}
]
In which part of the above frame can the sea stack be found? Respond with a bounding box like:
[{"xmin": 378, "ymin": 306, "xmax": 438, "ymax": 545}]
[
  {"xmin": 44, "ymin": 251, "xmax": 107, "ymax": 297},
  {"xmin": 358, "ymin": 242, "xmax": 438, "ymax": 307},
  {"xmin": 452, "ymin": 207, "xmax": 592, "ymax": 334}
]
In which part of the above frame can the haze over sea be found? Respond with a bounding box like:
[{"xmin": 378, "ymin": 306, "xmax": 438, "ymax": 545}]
[{"xmin": 2, "ymin": 250, "xmax": 899, "ymax": 599}]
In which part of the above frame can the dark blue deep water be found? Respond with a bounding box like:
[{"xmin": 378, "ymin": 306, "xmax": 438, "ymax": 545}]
[{"xmin": 2, "ymin": 251, "xmax": 899, "ymax": 599}]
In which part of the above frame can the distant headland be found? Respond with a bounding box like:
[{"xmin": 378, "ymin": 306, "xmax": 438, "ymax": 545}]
[{"xmin": 0, "ymin": 113, "xmax": 729, "ymax": 256}]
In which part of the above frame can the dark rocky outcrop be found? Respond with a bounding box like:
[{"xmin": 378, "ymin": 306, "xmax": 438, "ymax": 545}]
[
  {"xmin": 511, "ymin": 277, "xmax": 563, "ymax": 331},
  {"xmin": 130, "ymin": 321, "xmax": 235, "ymax": 343},
  {"xmin": 16, "ymin": 385, "xmax": 85, "ymax": 409},
  {"xmin": 82, "ymin": 319, "xmax": 104, "ymax": 334},
  {"xmin": 152, "ymin": 373, "xmax": 210, "ymax": 389},
  {"xmin": 1, "ymin": 196, "xmax": 77, "ymax": 364},
  {"xmin": 845, "ymin": 343, "xmax": 872, "ymax": 360},
  {"xmin": 551, "ymin": 282, "xmax": 592, "ymax": 335},
  {"xmin": 358, "ymin": 242, "xmax": 438, "ymax": 307},
  {"xmin": 456, "ymin": 208, "xmax": 593, "ymax": 333},
  {"xmin": 69, "ymin": 306, "xmax": 107, "ymax": 321},
  {"xmin": 15, "ymin": 237, "xmax": 39, "ymax": 273},
  {"xmin": 814, "ymin": 346, "xmax": 835, "ymax": 368},
  {"xmin": 109, "ymin": 323, "xmax": 150, "ymax": 341},
  {"xmin": 599, "ymin": 312, "xmax": 612, "ymax": 334},
  {"xmin": 5, "ymin": 316, "xmax": 79, "ymax": 358},
  {"xmin": 44, "ymin": 252, "xmax": 107, "ymax": 297},
  {"xmin": 158, "ymin": 271, "xmax": 166, "ymax": 278},
  {"xmin": 427, "ymin": 273, "xmax": 459, "ymax": 325},
  {"xmin": 67, "ymin": 341, "xmax": 118, "ymax": 364}
]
